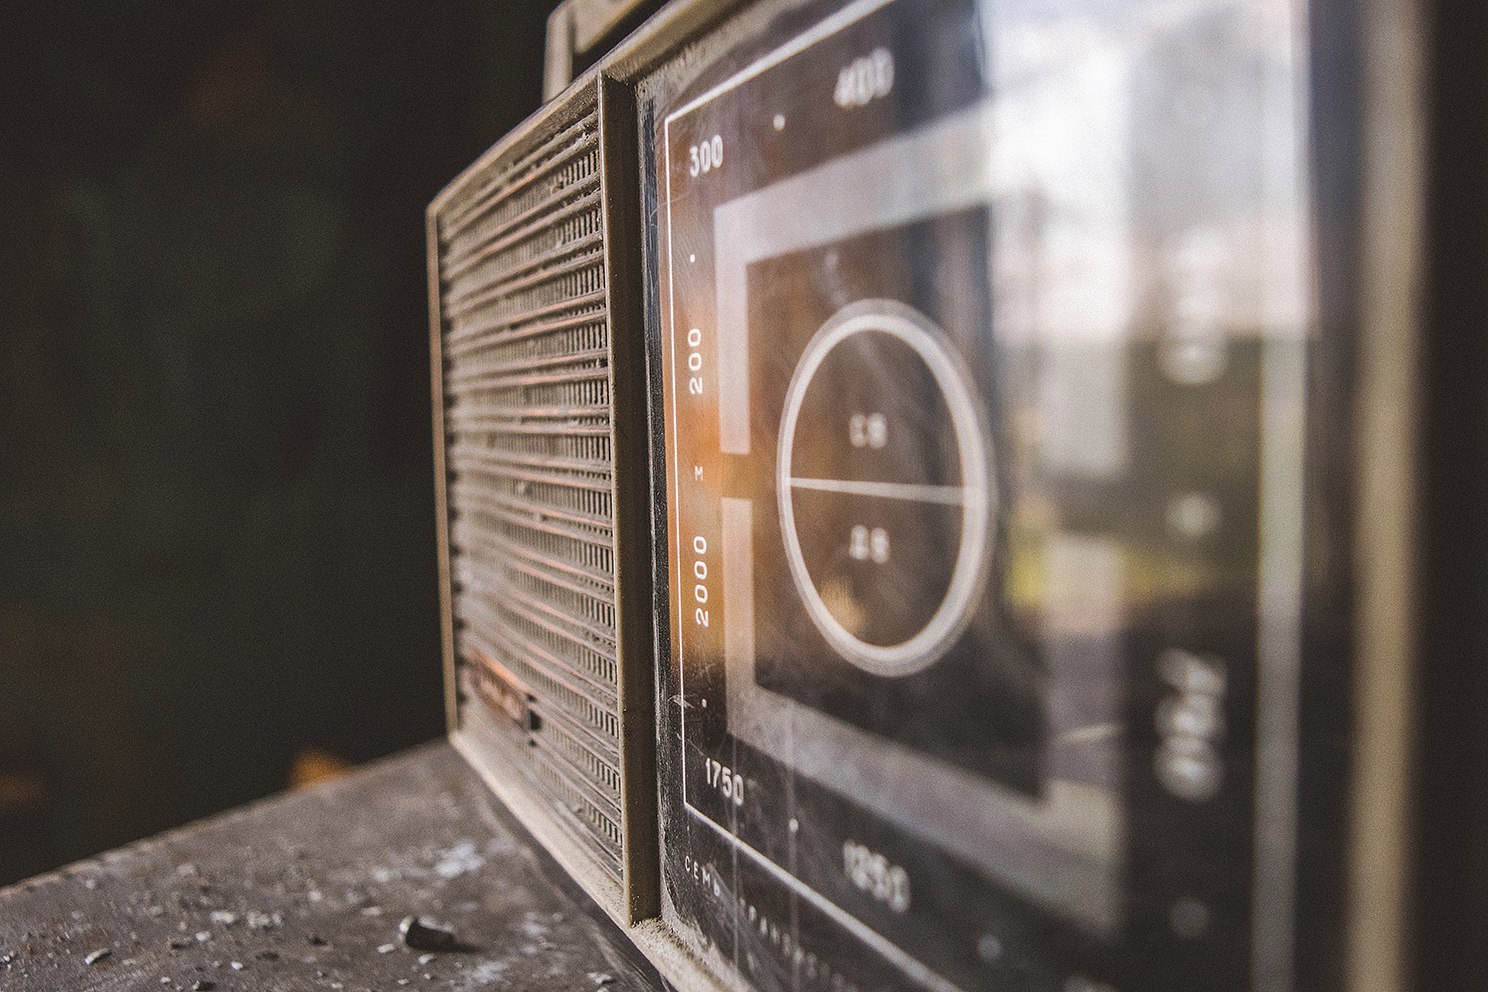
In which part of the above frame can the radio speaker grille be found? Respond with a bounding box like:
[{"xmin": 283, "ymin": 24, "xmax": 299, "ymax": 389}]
[{"xmin": 430, "ymin": 81, "xmax": 647, "ymax": 899}]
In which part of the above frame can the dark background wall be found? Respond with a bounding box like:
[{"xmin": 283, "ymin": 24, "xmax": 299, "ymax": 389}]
[{"xmin": 0, "ymin": 0, "xmax": 552, "ymax": 884}]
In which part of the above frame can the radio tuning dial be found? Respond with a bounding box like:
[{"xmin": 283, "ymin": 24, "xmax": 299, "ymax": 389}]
[{"xmin": 776, "ymin": 300, "xmax": 993, "ymax": 677}]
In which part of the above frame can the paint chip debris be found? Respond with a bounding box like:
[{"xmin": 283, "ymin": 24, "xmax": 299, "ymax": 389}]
[{"xmin": 398, "ymin": 915, "xmax": 462, "ymax": 952}]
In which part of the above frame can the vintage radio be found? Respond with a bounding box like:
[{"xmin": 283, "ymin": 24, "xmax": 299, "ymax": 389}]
[{"xmin": 426, "ymin": 0, "xmax": 1450, "ymax": 989}]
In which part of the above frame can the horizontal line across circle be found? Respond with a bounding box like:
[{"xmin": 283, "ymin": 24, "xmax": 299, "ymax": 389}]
[{"xmin": 787, "ymin": 476, "xmax": 967, "ymax": 505}]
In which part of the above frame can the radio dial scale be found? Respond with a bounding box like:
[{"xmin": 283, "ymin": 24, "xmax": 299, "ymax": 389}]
[{"xmin": 650, "ymin": 0, "xmax": 1313, "ymax": 989}]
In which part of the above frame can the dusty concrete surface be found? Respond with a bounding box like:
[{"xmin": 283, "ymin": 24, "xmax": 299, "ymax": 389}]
[{"xmin": 0, "ymin": 742, "xmax": 663, "ymax": 991}]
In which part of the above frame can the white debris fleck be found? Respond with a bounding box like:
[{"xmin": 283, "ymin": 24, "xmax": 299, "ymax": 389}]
[{"xmin": 434, "ymin": 841, "xmax": 484, "ymax": 879}]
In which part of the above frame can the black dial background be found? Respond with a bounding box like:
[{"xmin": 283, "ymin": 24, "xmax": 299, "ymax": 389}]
[
  {"xmin": 749, "ymin": 211, "xmax": 1045, "ymax": 793},
  {"xmin": 638, "ymin": 0, "xmax": 1329, "ymax": 989}
]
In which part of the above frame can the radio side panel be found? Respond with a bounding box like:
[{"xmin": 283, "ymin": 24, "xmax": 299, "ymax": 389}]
[{"xmin": 429, "ymin": 76, "xmax": 660, "ymax": 927}]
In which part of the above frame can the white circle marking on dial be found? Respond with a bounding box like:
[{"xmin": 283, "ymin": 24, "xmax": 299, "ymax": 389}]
[{"xmin": 776, "ymin": 300, "xmax": 993, "ymax": 677}]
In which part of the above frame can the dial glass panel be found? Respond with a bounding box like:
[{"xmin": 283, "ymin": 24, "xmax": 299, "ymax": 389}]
[{"xmin": 647, "ymin": 0, "xmax": 1311, "ymax": 989}]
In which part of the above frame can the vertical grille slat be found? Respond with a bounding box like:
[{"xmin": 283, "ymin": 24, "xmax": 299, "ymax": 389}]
[
  {"xmin": 462, "ymin": 629, "xmax": 619, "ymax": 750},
  {"xmin": 446, "ymin": 437, "xmax": 612, "ymax": 477},
  {"xmin": 444, "ymin": 185, "xmax": 604, "ymax": 288},
  {"xmin": 447, "ymin": 345, "xmax": 610, "ymax": 387},
  {"xmin": 444, "ymin": 310, "xmax": 608, "ymax": 360},
  {"xmin": 435, "ymin": 100, "xmax": 625, "ymax": 877},
  {"xmin": 445, "ymin": 291, "xmax": 608, "ymax": 350},
  {"xmin": 455, "ymin": 505, "xmax": 614, "ymax": 581},
  {"xmin": 456, "ymin": 561, "xmax": 619, "ymax": 661},
  {"xmin": 454, "ymin": 526, "xmax": 616, "ymax": 603},
  {"xmin": 446, "ymin": 236, "xmax": 605, "ymax": 307},
  {"xmin": 449, "ymin": 520, "xmax": 615, "ymax": 593},
  {"xmin": 462, "ymin": 640, "xmax": 618, "ymax": 760},
  {"xmin": 450, "ymin": 482, "xmax": 610, "ymax": 531},
  {"xmin": 441, "ymin": 114, "xmax": 598, "ymax": 237}
]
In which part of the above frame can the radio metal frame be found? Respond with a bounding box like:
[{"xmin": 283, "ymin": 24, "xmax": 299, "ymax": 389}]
[{"xmin": 426, "ymin": 1, "xmax": 1428, "ymax": 990}]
